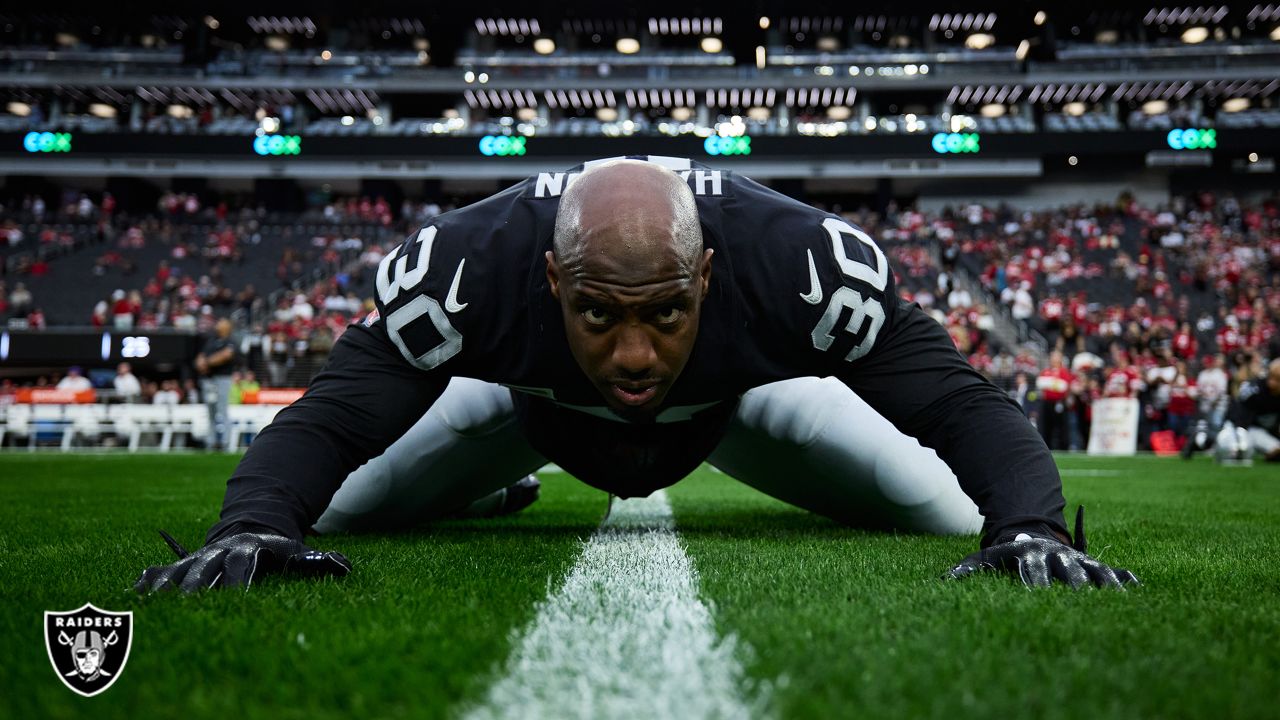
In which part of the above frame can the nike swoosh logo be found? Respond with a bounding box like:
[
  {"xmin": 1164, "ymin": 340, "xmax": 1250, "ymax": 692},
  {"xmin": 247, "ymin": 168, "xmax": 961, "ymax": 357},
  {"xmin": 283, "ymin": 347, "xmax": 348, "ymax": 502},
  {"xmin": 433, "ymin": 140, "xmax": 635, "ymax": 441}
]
[
  {"xmin": 800, "ymin": 249, "xmax": 823, "ymax": 305},
  {"xmin": 445, "ymin": 258, "xmax": 468, "ymax": 312}
]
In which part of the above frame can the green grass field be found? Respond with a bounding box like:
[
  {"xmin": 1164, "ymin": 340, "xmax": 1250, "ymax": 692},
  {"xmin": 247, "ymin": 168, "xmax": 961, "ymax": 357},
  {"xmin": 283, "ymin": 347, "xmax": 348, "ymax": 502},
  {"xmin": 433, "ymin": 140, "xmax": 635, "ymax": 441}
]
[{"xmin": 1, "ymin": 453, "xmax": 1276, "ymax": 719}]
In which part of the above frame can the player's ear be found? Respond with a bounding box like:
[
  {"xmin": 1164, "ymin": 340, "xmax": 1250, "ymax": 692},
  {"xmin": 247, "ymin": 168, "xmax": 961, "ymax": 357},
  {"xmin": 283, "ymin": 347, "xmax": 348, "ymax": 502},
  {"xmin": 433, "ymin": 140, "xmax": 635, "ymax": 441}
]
[
  {"xmin": 545, "ymin": 251, "xmax": 561, "ymax": 299},
  {"xmin": 698, "ymin": 249, "xmax": 714, "ymax": 299}
]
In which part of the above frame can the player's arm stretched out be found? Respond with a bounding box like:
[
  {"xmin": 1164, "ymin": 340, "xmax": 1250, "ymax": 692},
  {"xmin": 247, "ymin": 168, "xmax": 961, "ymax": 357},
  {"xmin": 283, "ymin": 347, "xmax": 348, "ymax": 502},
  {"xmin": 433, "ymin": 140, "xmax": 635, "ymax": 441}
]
[
  {"xmin": 800, "ymin": 215, "xmax": 1138, "ymax": 589},
  {"xmin": 136, "ymin": 227, "xmax": 457, "ymax": 593}
]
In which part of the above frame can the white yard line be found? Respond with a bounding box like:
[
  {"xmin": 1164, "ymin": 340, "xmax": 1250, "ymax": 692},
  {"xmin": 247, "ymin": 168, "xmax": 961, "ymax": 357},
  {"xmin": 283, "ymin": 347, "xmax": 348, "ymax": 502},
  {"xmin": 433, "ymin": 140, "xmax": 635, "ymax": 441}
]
[
  {"xmin": 1059, "ymin": 469, "xmax": 1123, "ymax": 477},
  {"xmin": 462, "ymin": 490, "xmax": 765, "ymax": 720}
]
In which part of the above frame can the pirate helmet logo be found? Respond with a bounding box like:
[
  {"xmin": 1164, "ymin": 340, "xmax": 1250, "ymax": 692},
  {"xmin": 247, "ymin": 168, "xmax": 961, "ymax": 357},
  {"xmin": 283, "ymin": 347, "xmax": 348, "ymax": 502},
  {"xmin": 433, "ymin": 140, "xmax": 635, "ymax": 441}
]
[{"xmin": 44, "ymin": 603, "xmax": 133, "ymax": 697}]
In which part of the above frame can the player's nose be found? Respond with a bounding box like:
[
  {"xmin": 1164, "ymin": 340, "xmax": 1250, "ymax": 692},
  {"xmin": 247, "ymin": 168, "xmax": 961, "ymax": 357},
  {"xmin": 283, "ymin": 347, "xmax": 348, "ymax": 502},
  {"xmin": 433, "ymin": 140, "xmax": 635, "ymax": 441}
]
[{"xmin": 611, "ymin": 324, "xmax": 658, "ymax": 376}]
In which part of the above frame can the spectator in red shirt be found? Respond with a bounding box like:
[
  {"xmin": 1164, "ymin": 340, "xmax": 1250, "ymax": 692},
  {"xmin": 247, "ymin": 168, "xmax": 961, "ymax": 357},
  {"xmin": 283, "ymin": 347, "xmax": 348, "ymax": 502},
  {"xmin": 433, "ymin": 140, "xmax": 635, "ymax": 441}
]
[
  {"xmin": 1172, "ymin": 322, "xmax": 1198, "ymax": 361},
  {"xmin": 1036, "ymin": 350, "xmax": 1074, "ymax": 450},
  {"xmin": 1166, "ymin": 361, "xmax": 1198, "ymax": 442}
]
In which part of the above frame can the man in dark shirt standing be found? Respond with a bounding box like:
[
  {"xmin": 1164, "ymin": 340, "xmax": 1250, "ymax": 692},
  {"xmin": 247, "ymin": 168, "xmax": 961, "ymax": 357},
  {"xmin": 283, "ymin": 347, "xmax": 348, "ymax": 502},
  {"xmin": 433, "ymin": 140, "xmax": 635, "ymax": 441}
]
[{"xmin": 196, "ymin": 318, "xmax": 237, "ymax": 450}]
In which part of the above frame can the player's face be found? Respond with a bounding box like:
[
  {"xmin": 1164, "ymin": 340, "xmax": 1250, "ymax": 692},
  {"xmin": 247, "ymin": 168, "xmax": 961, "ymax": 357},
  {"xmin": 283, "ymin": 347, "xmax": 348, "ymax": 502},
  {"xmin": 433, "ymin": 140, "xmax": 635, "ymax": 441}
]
[{"xmin": 548, "ymin": 247, "xmax": 713, "ymax": 421}]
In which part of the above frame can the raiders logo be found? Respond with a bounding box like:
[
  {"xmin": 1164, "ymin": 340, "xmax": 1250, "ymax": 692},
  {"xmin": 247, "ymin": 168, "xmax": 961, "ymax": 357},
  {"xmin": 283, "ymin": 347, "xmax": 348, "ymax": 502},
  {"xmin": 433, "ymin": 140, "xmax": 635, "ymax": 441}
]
[{"xmin": 44, "ymin": 603, "xmax": 133, "ymax": 697}]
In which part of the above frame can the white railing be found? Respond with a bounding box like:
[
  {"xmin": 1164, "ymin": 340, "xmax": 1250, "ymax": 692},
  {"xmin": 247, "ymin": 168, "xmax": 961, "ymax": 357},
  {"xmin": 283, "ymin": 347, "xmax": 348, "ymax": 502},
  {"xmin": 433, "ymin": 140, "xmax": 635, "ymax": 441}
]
[{"xmin": 0, "ymin": 403, "xmax": 288, "ymax": 452}]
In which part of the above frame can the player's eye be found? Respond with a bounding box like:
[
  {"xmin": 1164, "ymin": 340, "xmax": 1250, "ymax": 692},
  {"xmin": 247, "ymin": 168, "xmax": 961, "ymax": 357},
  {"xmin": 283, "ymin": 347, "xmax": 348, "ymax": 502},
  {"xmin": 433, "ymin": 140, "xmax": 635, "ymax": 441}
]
[
  {"xmin": 653, "ymin": 306, "xmax": 685, "ymax": 325},
  {"xmin": 582, "ymin": 307, "xmax": 612, "ymax": 325}
]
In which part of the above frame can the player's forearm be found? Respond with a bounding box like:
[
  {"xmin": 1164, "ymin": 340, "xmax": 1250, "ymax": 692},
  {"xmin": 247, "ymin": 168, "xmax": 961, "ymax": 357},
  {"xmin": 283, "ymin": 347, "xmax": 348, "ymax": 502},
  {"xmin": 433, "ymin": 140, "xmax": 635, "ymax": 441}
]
[
  {"xmin": 207, "ymin": 413, "xmax": 360, "ymax": 542},
  {"xmin": 916, "ymin": 384, "xmax": 1069, "ymax": 546},
  {"xmin": 839, "ymin": 302, "xmax": 1067, "ymax": 546},
  {"xmin": 206, "ymin": 323, "xmax": 445, "ymax": 544}
]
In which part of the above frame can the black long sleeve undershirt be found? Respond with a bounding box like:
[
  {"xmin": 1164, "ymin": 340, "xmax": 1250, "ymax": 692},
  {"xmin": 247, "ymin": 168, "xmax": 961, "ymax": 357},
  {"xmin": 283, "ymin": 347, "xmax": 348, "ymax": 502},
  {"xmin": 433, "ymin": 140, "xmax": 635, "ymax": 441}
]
[
  {"xmin": 839, "ymin": 301, "xmax": 1069, "ymax": 547},
  {"xmin": 205, "ymin": 322, "xmax": 444, "ymax": 544}
]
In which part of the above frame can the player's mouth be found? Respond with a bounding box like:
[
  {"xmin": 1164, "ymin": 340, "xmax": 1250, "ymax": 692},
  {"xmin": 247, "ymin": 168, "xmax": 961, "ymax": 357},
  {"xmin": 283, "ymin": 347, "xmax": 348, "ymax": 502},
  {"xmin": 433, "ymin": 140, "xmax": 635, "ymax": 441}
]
[{"xmin": 609, "ymin": 382, "xmax": 660, "ymax": 406}]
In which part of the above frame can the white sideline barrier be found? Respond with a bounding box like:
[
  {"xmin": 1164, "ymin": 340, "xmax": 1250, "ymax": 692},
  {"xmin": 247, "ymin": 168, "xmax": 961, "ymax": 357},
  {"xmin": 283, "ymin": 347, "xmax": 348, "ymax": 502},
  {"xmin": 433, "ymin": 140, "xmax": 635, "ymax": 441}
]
[
  {"xmin": 228, "ymin": 405, "xmax": 287, "ymax": 450},
  {"xmin": 0, "ymin": 403, "xmax": 290, "ymax": 452}
]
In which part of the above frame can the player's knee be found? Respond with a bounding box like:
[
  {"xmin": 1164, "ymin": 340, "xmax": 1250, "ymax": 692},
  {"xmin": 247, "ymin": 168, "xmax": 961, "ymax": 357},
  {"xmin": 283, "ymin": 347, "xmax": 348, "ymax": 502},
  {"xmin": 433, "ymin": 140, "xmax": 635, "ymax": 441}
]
[
  {"xmin": 433, "ymin": 379, "xmax": 517, "ymax": 437},
  {"xmin": 738, "ymin": 377, "xmax": 848, "ymax": 447}
]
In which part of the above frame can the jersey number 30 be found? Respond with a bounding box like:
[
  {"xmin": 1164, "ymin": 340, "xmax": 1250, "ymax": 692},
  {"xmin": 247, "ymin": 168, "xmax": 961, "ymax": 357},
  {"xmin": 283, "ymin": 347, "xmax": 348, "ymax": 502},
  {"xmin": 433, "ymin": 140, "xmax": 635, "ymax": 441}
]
[
  {"xmin": 810, "ymin": 218, "xmax": 887, "ymax": 363},
  {"xmin": 376, "ymin": 226, "xmax": 464, "ymax": 371}
]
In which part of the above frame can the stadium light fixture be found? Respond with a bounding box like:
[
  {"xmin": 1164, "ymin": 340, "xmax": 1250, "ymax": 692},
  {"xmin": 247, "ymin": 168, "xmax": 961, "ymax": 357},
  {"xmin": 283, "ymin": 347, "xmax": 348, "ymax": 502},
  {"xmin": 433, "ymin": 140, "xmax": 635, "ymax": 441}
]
[
  {"xmin": 516, "ymin": 107, "xmax": 538, "ymax": 122},
  {"xmin": 1222, "ymin": 97, "xmax": 1250, "ymax": 112},
  {"xmin": 817, "ymin": 36, "xmax": 839, "ymax": 51},
  {"xmin": 864, "ymin": 116, "xmax": 877, "ymax": 131},
  {"xmin": 670, "ymin": 107, "xmax": 693, "ymax": 121},
  {"xmin": 596, "ymin": 108, "xmax": 619, "ymax": 122},
  {"xmin": 966, "ymin": 33, "xmax": 995, "ymax": 49},
  {"xmin": 88, "ymin": 103, "xmax": 117, "ymax": 119},
  {"xmin": 904, "ymin": 64, "xmax": 918, "ymax": 75},
  {"xmin": 979, "ymin": 103, "xmax": 1006, "ymax": 117},
  {"xmin": 1271, "ymin": 25, "xmax": 1280, "ymax": 41},
  {"xmin": 616, "ymin": 37, "xmax": 640, "ymax": 54},
  {"xmin": 1249, "ymin": 152, "xmax": 1259, "ymax": 162},
  {"xmin": 265, "ymin": 36, "xmax": 289, "ymax": 51},
  {"xmin": 1142, "ymin": 100, "xmax": 1169, "ymax": 115},
  {"xmin": 533, "ymin": 38, "xmax": 555, "ymax": 54},
  {"xmin": 700, "ymin": 37, "xmax": 723, "ymax": 53},
  {"xmin": 7, "ymin": 101, "xmax": 31, "ymax": 117},
  {"xmin": 756, "ymin": 46, "xmax": 766, "ymax": 69},
  {"xmin": 1063, "ymin": 102, "xmax": 1086, "ymax": 116},
  {"xmin": 204, "ymin": 16, "xmax": 220, "ymax": 30},
  {"xmin": 1068, "ymin": 155, "xmax": 1079, "ymax": 165},
  {"xmin": 1016, "ymin": 39, "xmax": 1030, "ymax": 60},
  {"xmin": 759, "ymin": 17, "xmax": 771, "ymax": 30},
  {"xmin": 260, "ymin": 116, "xmax": 280, "ymax": 133},
  {"xmin": 167, "ymin": 104, "xmax": 192, "ymax": 119},
  {"xmin": 1181, "ymin": 27, "xmax": 1209, "ymax": 43},
  {"xmin": 340, "ymin": 115, "xmax": 355, "ymax": 126},
  {"xmin": 747, "ymin": 107, "xmax": 770, "ymax": 122},
  {"xmin": 827, "ymin": 106, "xmax": 852, "ymax": 120},
  {"xmin": 1034, "ymin": 11, "xmax": 1047, "ymax": 26},
  {"xmin": 320, "ymin": 49, "xmax": 332, "ymax": 61},
  {"xmin": 464, "ymin": 71, "xmax": 476, "ymax": 83}
]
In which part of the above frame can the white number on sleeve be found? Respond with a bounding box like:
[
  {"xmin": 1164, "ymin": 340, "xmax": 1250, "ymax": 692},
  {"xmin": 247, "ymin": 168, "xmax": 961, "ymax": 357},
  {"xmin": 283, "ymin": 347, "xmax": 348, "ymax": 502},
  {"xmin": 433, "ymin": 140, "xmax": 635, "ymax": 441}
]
[
  {"xmin": 376, "ymin": 226, "xmax": 464, "ymax": 371},
  {"xmin": 809, "ymin": 218, "xmax": 888, "ymax": 362}
]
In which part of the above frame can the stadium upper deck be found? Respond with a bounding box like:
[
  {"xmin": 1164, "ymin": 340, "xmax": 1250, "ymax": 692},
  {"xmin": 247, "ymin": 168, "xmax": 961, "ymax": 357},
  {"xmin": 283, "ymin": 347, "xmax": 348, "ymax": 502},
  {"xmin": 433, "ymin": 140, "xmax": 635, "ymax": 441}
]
[{"xmin": 1, "ymin": 3, "xmax": 1277, "ymax": 147}]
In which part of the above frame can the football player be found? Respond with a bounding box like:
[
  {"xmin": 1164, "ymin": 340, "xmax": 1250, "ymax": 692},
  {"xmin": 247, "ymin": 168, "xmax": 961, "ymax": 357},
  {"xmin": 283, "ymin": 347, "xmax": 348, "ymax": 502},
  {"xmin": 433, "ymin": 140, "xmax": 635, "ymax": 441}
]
[{"xmin": 136, "ymin": 157, "xmax": 1137, "ymax": 593}]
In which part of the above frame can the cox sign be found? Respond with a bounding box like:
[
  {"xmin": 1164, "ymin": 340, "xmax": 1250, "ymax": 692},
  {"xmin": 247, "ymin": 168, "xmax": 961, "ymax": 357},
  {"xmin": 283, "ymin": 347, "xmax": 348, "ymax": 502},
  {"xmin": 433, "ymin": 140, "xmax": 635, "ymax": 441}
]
[
  {"xmin": 479, "ymin": 135, "xmax": 527, "ymax": 156},
  {"xmin": 931, "ymin": 132, "xmax": 981, "ymax": 154},
  {"xmin": 23, "ymin": 132, "xmax": 72, "ymax": 153},
  {"xmin": 1167, "ymin": 128, "xmax": 1216, "ymax": 150},
  {"xmin": 703, "ymin": 135, "xmax": 752, "ymax": 156},
  {"xmin": 253, "ymin": 135, "xmax": 302, "ymax": 156}
]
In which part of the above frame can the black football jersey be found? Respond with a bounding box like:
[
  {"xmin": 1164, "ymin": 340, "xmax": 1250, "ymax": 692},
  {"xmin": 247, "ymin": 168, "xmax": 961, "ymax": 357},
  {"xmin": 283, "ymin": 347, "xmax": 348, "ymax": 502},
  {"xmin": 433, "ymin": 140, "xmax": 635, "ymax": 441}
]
[
  {"xmin": 210, "ymin": 156, "xmax": 1068, "ymax": 547},
  {"xmin": 370, "ymin": 155, "xmax": 895, "ymax": 417}
]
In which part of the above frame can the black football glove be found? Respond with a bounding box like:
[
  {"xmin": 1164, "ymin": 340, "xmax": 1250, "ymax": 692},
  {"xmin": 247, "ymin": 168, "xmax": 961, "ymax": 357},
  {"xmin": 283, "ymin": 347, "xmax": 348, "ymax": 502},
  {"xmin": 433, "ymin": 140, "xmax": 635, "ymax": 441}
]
[
  {"xmin": 944, "ymin": 506, "xmax": 1139, "ymax": 589},
  {"xmin": 134, "ymin": 529, "xmax": 351, "ymax": 594}
]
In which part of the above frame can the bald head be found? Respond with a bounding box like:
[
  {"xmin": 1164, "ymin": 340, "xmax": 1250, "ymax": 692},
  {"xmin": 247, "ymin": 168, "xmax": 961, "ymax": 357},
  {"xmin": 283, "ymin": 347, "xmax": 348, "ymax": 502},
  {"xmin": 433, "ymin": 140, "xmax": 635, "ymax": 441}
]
[{"xmin": 553, "ymin": 160, "xmax": 702, "ymax": 275}]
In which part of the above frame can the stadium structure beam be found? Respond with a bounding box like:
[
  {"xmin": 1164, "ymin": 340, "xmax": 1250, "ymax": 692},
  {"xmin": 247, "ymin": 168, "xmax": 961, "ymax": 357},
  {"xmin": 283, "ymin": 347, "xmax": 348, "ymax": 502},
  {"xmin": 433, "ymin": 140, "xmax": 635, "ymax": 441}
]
[
  {"xmin": 0, "ymin": 157, "xmax": 1043, "ymax": 180},
  {"xmin": 1, "ymin": 68, "xmax": 1278, "ymax": 93}
]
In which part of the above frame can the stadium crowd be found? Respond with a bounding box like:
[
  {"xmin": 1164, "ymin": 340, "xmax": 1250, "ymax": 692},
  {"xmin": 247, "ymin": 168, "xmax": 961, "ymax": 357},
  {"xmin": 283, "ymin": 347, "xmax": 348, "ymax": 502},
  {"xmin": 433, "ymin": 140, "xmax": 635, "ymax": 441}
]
[{"xmin": 3, "ymin": 186, "xmax": 1276, "ymax": 455}]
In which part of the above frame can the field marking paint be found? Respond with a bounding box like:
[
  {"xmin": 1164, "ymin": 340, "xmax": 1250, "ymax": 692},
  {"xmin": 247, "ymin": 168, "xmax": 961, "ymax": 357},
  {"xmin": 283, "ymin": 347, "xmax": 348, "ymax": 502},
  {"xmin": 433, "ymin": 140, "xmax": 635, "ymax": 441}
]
[
  {"xmin": 462, "ymin": 490, "xmax": 766, "ymax": 720},
  {"xmin": 536, "ymin": 463, "xmax": 565, "ymax": 474},
  {"xmin": 1060, "ymin": 469, "xmax": 1123, "ymax": 477}
]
